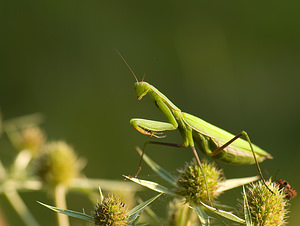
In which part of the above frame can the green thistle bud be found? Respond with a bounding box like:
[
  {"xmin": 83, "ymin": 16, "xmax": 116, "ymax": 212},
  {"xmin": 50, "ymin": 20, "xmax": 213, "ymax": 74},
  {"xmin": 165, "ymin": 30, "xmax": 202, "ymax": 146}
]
[
  {"xmin": 18, "ymin": 127, "xmax": 46, "ymax": 157},
  {"xmin": 36, "ymin": 141, "xmax": 79, "ymax": 187},
  {"xmin": 176, "ymin": 159, "xmax": 223, "ymax": 205},
  {"xmin": 243, "ymin": 180, "xmax": 289, "ymax": 226},
  {"xmin": 94, "ymin": 195, "xmax": 128, "ymax": 226}
]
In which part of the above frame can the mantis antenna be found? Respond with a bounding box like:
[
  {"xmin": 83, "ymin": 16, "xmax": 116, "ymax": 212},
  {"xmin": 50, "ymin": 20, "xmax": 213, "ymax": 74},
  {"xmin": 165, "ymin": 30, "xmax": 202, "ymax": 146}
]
[
  {"xmin": 141, "ymin": 60, "xmax": 154, "ymax": 82},
  {"xmin": 116, "ymin": 50, "xmax": 139, "ymax": 83}
]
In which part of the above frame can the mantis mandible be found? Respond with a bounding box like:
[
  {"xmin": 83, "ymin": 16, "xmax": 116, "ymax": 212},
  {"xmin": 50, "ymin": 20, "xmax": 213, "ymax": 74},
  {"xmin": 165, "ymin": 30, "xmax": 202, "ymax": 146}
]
[{"xmin": 118, "ymin": 52, "xmax": 273, "ymax": 202}]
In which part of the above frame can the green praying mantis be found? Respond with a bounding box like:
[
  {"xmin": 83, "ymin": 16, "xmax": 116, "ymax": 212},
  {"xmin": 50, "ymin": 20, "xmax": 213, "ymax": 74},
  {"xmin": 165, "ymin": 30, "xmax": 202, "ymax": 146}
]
[{"xmin": 118, "ymin": 52, "xmax": 274, "ymax": 203}]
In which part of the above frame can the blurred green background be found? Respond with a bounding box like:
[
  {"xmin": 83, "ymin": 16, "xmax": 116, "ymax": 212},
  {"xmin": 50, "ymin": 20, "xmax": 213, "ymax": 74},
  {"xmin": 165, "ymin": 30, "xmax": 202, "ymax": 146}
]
[{"xmin": 1, "ymin": 1, "xmax": 300, "ymax": 225}]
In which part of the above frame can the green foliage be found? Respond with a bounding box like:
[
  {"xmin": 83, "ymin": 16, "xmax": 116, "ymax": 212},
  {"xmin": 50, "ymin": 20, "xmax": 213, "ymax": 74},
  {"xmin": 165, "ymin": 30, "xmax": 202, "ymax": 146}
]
[{"xmin": 38, "ymin": 201, "xmax": 94, "ymax": 222}]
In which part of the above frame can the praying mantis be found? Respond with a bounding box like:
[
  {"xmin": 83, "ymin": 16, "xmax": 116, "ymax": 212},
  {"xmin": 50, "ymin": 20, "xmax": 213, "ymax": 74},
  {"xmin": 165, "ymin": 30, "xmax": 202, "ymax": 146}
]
[{"xmin": 118, "ymin": 52, "xmax": 273, "ymax": 203}]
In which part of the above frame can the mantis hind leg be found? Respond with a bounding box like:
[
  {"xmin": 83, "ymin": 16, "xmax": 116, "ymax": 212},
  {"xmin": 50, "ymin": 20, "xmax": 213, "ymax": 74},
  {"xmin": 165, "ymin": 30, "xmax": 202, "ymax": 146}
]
[
  {"xmin": 134, "ymin": 140, "xmax": 213, "ymax": 207},
  {"xmin": 134, "ymin": 141, "xmax": 187, "ymax": 177},
  {"xmin": 211, "ymin": 131, "xmax": 274, "ymax": 195},
  {"xmin": 190, "ymin": 146, "xmax": 213, "ymax": 207}
]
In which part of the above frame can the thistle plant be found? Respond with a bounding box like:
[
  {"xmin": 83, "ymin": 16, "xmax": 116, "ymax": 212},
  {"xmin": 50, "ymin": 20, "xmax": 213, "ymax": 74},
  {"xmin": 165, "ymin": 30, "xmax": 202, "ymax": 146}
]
[
  {"xmin": 242, "ymin": 180, "xmax": 289, "ymax": 226},
  {"xmin": 17, "ymin": 127, "xmax": 46, "ymax": 157},
  {"xmin": 36, "ymin": 141, "xmax": 80, "ymax": 187},
  {"xmin": 0, "ymin": 113, "xmax": 296, "ymax": 225},
  {"xmin": 0, "ymin": 113, "xmax": 141, "ymax": 226},
  {"xmin": 176, "ymin": 160, "xmax": 223, "ymax": 205},
  {"xmin": 94, "ymin": 195, "xmax": 129, "ymax": 225},
  {"xmin": 125, "ymin": 147, "xmax": 263, "ymax": 225},
  {"xmin": 35, "ymin": 141, "xmax": 82, "ymax": 226},
  {"xmin": 39, "ymin": 187, "xmax": 161, "ymax": 225}
]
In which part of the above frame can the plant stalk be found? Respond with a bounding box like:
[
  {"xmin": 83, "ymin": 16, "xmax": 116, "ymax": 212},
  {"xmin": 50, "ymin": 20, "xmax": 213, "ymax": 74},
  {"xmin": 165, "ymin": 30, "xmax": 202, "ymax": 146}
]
[
  {"xmin": 54, "ymin": 184, "xmax": 69, "ymax": 226},
  {"xmin": 4, "ymin": 188, "xmax": 39, "ymax": 226}
]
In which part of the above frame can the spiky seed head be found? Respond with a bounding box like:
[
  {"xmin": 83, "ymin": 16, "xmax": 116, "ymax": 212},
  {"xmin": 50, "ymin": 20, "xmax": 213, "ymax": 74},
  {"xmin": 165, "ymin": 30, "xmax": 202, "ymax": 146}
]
[
  {"xmin": 243, "ymin": 180, "xmax": 289, "ymax": 226},
  {"xmin": 94, "ymin": 195, "xmax": 128, "ymax": 226},
  {"xmin": 18, "ymin": 127, "xmax": 46, "ymax": 156},
  {"xmin": 176, "ymin": 159, "xmax": 223, "ymax": 205},
  {"xmin": 36, "ymin": 141, "xmax": 79, "ymax": 187}
]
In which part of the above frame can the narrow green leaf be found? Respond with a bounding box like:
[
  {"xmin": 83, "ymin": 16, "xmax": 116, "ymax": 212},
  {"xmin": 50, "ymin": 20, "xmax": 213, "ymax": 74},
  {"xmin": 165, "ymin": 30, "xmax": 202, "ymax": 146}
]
[
  {"xmin": 217, "ymin": 176, "xmax": 259, "ymax": 193},
  {"xmin": 37, "ymin": 201, "xmax": 94, "ymax": 222},
  {"xmin": 136, "ymin": 147, "xmax": 177, "ymax": 186},
  {"xmin": 124, "ymin": 176, "xmax": 176, "ymax": 196},
  {"xmin": 136, "ymin": 197, "xmax": 161, "ymax": 225},
  {"xmin": 243, "ymin": 186, "xmax": 253, "ymax": 226},
  {"xmin": 199, "ymin": 201, "xmax": 245, "ymax": 224},
  {"xmin": 212, "ymin": 203, "xmax": 235, "ymax": 211},
  {"xmin": 192, "ymin": 205, "xmax": 210, "ymax": 226},
  {"xmin": 98, "ymin": 186, "xmax": 104, "ymax": 203},
  {"xmin": 128, "ymin": 194, "xmax": 162, "ymax": 222},
  {"xmin": 130, "ymin": 213, "xmax": 140, "ymax": 225},
  {"xmin": 70, "ymin": 178, "xmax": 141, "ymax": 192}
]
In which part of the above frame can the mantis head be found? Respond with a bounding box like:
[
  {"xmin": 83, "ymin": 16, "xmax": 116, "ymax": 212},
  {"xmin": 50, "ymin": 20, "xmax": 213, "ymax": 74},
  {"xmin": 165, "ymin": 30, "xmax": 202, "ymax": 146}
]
[
  {"xmin": 116, "ymin": 50, "xmax": 150, "ymax": 100},
  {"xmin": 134, "ymin": 82, "xmax": 150, "ymax": 100}
]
